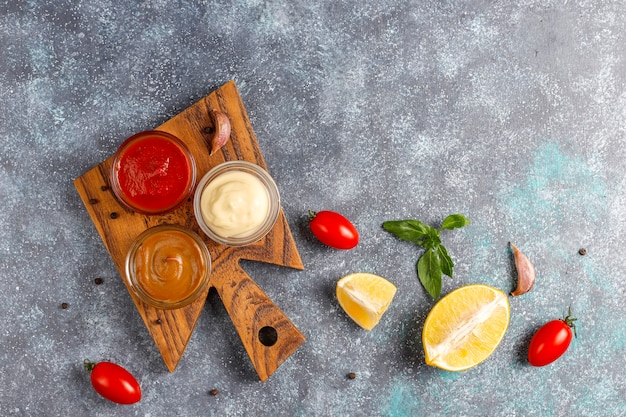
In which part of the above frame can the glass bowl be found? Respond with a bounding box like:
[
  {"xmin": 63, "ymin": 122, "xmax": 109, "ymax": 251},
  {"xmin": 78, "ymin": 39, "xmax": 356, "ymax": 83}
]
[
  {"xmin": 110, "ymin": 130, "xmax": 196, "ymax": 215},
  {"xmin": 125, "ymin": 225, "xmax": 211, "ymax": 310},
  {"xmin": 193, "ymin": 161, "xmax": 280, "ymax": 246}
]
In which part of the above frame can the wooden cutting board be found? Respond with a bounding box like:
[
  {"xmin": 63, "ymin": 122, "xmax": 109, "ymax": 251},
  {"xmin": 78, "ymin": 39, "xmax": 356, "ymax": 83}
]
[{"xmin": 74, "ymin": 80, "xmax": 305, "ymax": 381}]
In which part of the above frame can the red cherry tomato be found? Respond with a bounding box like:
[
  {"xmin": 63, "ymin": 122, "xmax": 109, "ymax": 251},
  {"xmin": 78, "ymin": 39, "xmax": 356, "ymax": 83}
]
[
  {"xmin": 84, "ymin": 360, "xmax": 141, "ymax": 404},
  {"xmin": 528, "ymin": 309, "xmax": 577, "ymax": 366},
  {"xmin": 308, "ymin": 210, "xmax": 359, "ymax": 250}
]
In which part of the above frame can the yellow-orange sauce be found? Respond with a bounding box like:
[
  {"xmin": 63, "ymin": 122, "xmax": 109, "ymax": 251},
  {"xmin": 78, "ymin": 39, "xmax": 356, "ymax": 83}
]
[{"xmin": 133, "ymin": 229, "xmax": 207, "ymax": 303}]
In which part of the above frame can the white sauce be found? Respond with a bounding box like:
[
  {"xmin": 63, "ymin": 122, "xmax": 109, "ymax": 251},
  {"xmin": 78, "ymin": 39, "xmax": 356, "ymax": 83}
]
[{"xmin": 199, "ymin": 170, "xmax": 270, "ymax": 238}]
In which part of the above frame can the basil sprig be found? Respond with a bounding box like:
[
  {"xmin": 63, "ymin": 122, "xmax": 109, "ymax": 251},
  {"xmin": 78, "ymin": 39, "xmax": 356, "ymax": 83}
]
[{"xmin": 383, "ymin": 214, "xmax": 470, "ymax": 299}]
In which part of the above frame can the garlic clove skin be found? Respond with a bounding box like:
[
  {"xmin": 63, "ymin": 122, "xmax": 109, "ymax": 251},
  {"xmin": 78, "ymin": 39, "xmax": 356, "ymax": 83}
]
[
  {"xmin": 510, "ymin": 243, "xmax": 536, "ymax": 296},
  {"xmin": 208, "ymin": 110, "xmax": 231, "ymax": 155}
]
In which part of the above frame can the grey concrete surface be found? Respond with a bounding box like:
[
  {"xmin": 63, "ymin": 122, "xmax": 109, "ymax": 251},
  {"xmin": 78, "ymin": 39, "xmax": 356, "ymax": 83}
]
[{"xmin": 1, "ymin": 1, "xmax": 625, "ymax": 416}]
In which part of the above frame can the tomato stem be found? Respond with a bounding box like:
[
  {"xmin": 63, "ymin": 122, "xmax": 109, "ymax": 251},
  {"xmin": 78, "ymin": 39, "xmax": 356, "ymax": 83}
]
[
  {"xmin": 562, "ymin": 306, "xmax": 578, "ymax": 338},
  {"xmin": 307, "ymin": 210, "xmax": 317, "ymax": 222},
  {"xmin": 84, "ymin": 359, "xmax": 97, "ymax": 373}
]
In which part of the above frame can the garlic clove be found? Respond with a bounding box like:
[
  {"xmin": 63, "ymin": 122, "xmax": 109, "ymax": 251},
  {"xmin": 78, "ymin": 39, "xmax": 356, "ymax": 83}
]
[
  {"xmin": 208, "ymin": 110, "xmax": 231, "ymax": 155},
  {"xmin": 510, "ymin": 243, "xmax": 536, "ymax": 296}
]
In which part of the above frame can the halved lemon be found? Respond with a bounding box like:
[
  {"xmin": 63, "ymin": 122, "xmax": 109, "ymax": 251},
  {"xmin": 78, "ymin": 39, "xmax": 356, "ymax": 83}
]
[
  {"xmin": 422, "ymin": 284, "xmax": 510, "ymax": 371},
  {"xmin": 336, "ymin": 273, "xmax": 397, "ymax": 331}
]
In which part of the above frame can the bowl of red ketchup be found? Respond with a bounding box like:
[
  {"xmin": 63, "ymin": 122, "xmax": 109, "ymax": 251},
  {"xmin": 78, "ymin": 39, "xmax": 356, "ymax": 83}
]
[{"xmin": 110, "ymin": 130, "xmax": 196, "ymax": 215}]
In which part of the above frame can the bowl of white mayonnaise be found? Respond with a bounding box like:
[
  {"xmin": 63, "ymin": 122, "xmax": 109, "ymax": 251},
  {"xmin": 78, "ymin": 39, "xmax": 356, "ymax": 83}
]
[{"xmin": 193, "ymin": 160, "xmax": 281, "ymax": 246}]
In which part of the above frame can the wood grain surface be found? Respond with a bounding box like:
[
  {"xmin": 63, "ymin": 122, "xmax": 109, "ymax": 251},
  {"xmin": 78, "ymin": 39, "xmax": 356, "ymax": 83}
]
[{"xmin": 74, "ymin": 81, "xmax": 305, "ymax": 381}]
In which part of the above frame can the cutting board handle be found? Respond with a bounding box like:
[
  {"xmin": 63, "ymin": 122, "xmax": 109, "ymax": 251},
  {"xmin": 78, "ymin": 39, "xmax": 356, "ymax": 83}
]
[{"xmin": 211, "ymin": 261, "xmax": 305, "ymax": 381}]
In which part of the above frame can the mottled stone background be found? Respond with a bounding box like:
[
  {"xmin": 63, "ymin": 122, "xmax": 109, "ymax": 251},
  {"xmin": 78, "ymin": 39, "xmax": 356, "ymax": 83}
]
[{"xmin": 1, "ymin": 1, "xmax": 625, "ymax": 416}]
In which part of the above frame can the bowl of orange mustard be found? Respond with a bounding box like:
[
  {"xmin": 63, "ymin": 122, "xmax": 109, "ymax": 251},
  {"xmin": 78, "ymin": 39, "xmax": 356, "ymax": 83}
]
[{"xmin": 124, "ymin": 225, "xmax": 211, "ymax": 310}]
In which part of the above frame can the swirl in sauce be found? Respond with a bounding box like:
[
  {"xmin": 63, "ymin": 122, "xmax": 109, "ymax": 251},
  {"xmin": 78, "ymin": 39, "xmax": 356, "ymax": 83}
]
[{"xmin": 133, "ymin": 229, "xmax": 207, "ymax": 303}]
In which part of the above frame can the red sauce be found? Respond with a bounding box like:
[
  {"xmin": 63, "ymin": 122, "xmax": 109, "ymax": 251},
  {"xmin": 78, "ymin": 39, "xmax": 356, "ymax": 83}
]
[{"xmin": 111, "ymin": 131, "xmax": 195, "ymax": 214}]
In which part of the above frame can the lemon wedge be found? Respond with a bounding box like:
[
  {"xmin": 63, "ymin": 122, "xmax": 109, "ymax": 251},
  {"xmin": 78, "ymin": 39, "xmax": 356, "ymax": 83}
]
[
  {"xmin": 336, "ymin": 273, "xmax": 397, "ymax": 331},
  {"xmin": 422, "ymin": 284, "xmax": 510, "ymax": 371}
]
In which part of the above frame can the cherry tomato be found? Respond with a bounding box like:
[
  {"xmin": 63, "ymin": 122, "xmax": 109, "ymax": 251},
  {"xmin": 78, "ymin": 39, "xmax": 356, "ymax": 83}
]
[
  {"xmin": 84, "ymin": 360, "xmax": 141, "ymax": 404},
  {"xmin": 527, "ymin": 309, "xmax": 577, "ymax": 367},
  {"xmin": 308, "ymin": 210, "xmax": 359, "ymax": 250}
]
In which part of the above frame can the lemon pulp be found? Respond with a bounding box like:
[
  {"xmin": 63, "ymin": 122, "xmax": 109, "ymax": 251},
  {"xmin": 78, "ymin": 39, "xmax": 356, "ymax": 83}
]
[
  {"xmin": 336, "ymin": 273, "xmax": 397, "ymax": 331},
  {"xmin": 422, "ymin": 284, "xmax": 510, "ymax": 371}
]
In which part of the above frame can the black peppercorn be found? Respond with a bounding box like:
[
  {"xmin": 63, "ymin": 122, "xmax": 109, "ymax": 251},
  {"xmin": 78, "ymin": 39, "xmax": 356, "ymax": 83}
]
[
  {"xmin": 110, "ymin": 212, "xmax": 118, "ymax": 219},
  {"xmin": 94, "ymin": 278, "xmax": 103, "ymax": 285},
  {"xmin": 61, "ymin": 303, "xmax": 69, "ymax": 309},
  {"xmin": 100, "ymin": 185, "xmax": 109, "ymax": 191},
  {"xmin": 347, "ymin": 372, "xmax": 356, "ymax": 380},
  {"xmin": 579, "ymin": 248, "xmax": 587, "ymax": 256},
  {"xmin": 209, "ymin": 388, "xmax": 219, "ymax": 396},
  {"xmin": 89, "ymin": 198, "xmax": 98, "ymax": 205},
  {"xmin": 155, "ymin": 318, "xmax": 162, "ymax": 325}
]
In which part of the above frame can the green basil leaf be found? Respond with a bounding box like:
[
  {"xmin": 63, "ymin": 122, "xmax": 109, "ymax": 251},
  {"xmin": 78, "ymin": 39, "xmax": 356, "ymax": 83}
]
[
  {"xmin": 383, "ymin": 220, "xmax": 431, "ymax": 244},
  {"xmin": 438, "ymin": 245, "xmax": 454, "ymax": 277},
  {"xmin": 440, "ymin": 214, "xmax": 471, "ymax": 230},
  {"xmin": 417, "ymin": 248, "xmax": 442, "ymax": 299},
  {"xmin": 422, "ymin": 227, "xmax": 441, "ymax": 249}
]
